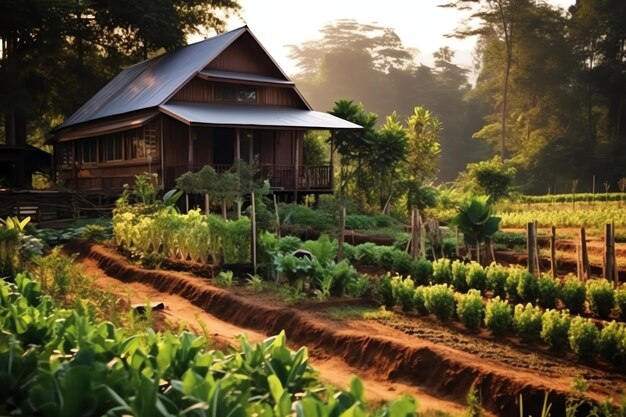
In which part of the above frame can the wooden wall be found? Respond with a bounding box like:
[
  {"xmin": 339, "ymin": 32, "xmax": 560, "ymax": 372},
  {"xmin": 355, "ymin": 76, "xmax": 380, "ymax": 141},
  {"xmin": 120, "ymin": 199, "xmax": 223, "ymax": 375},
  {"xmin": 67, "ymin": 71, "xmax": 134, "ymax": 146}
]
[{"xmin": 206, "ymin": 32, "xmax": 283, "ymax": 78}]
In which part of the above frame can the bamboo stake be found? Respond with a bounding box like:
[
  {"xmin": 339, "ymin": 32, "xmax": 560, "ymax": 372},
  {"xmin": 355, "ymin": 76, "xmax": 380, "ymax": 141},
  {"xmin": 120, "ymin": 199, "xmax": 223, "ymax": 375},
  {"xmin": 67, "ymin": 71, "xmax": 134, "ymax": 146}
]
[
  {"xmin": 580, "ymin": 227, "xmax": 590, "ymax": 282},
  {"xmin": 534, "ymin": 221, "xmax": 540, "ymax": 274},
  {"xmin": 604, "ymin": 223, "xmax": 616, "ymax": 284}
]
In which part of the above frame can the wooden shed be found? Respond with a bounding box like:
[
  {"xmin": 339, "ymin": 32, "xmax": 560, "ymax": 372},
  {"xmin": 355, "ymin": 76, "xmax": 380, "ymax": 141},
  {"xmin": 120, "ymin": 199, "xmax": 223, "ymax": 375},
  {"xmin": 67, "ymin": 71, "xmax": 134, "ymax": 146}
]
[{"xmin": 49, "ymin": 26, "xmax": 360, "ymax": 200}]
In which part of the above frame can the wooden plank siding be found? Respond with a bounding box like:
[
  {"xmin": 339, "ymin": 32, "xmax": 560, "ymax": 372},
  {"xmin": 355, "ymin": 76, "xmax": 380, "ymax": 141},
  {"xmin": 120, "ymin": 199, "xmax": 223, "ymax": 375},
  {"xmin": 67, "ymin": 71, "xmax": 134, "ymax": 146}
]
[
  {"xmin": 171, "ymin": 77, "xmax": 303, "ymax": 107},
  {"xmin": 205, "ymin": 32, "xmax": 283, "ymax": 78}
]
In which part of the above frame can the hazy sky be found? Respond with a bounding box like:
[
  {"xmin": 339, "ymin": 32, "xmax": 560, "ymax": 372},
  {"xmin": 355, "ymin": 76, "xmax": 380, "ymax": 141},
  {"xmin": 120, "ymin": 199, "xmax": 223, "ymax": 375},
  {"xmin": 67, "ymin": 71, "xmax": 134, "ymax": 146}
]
[{"xmin": 218, "ymin": 0, "xmax": 575, "ymax": 76}]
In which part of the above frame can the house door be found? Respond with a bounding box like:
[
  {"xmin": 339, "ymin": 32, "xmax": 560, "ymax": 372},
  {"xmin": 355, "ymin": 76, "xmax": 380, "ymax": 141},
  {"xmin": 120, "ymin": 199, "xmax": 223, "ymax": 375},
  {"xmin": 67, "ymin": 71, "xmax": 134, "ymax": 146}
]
[{"xmin": 212, "ymin": 128, "xmax": 235, "ymax": 167}]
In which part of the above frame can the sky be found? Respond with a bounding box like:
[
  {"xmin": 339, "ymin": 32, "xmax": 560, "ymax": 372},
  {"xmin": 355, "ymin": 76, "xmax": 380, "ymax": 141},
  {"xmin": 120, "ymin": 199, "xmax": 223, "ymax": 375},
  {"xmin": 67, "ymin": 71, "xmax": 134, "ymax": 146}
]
[{"xmin": 213, "ymin": 0, "xmax": 575, "ymax": 77}]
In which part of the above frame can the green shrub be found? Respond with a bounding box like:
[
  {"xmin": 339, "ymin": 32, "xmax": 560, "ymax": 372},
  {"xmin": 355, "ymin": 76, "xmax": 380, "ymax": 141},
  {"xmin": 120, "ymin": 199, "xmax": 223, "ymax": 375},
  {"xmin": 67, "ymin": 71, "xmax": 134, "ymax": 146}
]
[
  {"xmin": 486, "ymin": 263, "xmax": 508, "ymax": 298},
  {"xmin": 537, "ymin": 273, "xmax": 561, "ymax": 309},
  {"xmin": 451, "ymin": 260, "xmax": 468, "ymax": 292},
  {"xmin": 432, "ymin": 258, "xmax": 452, "ymax": 285},
  {"xmin": 392, "ymin": 251, "xmax": 413, "ymax": 275},
  {"xmin": 456, "ymin": 289, "xmax": 485, "ymax": 330},
  {"xmin": 303, "ymin": 234, "xmax": 338, "ymax": 266},
  {"xmin": 561, "ymin": 274, "xmax": 586, "ymax": 315},
  {"xmin": 598, "ymin": 321, "xmax": 626, "ymax": 365},
  {"xmin": 80, "ymin": 224, "xmax": 111, "ymax": 243},
  {"xmin": 424, "ymin": 284, "xmax": 456, "ymax": 321},
  {"xmin": 616, "ymin": 284, "xmax": 626, "ymax": 321},
  {"xmin": 391, "ymin": 275, "xmax": 415, "ymax": 311},
  {"xmin": 505, "ymin": 266, "xmax": 521, "ymax": 301},
  {"xmin": 331, "ymin": 259, "xmax": 359, "ymax": 297},
  {"xmin": 414, "ymin": 286, "xmax": 429, "ymax": 314},
  {"xmin": 345, "ymin": 274, "xmax": 370, "ymax": 298},
  {"xmin": 355, "ymin": 243, "xmax": 379, "ymax": 265},
  {"xmin": 216, "ymin": 270, "xmax": 234, "ymax": 287},
  {"xmin": 513, "ymin": 303, "xmax": 543, "ymax": 343},
  {"xmin": 345, "ymin": 214, "xmax": 376, "ymax": 230},
  {"xmin": 373, "ymin": 273, "xmax": 394, "ymax": 308},
  {"xmin": 410, "ymin": 258, "xmax": 433, "ymax": 286},
  {"xmin": 342, "ymin": 243, "xmax": 357, "ymax": 262},
  {"xmin": 540, "ymin": 309, "xmax": 571, "ymax": 351},
  {"xmin": 485, "ymin": 297, "xmax": 512, "ymax": 336},
  {"xmin": 280, "ymin": 204, "xmax": 333, "ymax": 234},
  {"xmin": 516, "ymin": 270, "xmax": 538, "ymax": 304},
  {"xmin": 466, "ymin": 261, "xmax": 487, "ymax": 292},
  {"xmin": 377, "ymin": 246, "xmax": 396, "ymax": 270},
  {"xmin": 586, "ymin": 279, "xmax": 615, "ymax": 319},
  {"xmin": 277, "ymin": 235, "xmax": 303, "ymax": 253},
  {"xmin": 492, "ymin": 231, "xmax": 526, "ymax": 249},
  {"xmin": 568, "ymin": 316, "xmax": 599, "ymax": 361}
]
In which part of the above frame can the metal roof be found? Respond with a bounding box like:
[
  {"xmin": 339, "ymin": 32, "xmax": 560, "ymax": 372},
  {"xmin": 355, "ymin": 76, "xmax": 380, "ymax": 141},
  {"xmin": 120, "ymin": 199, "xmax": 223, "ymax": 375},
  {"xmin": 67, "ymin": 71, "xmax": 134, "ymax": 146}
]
[
  {"xmin": 57, "ymin": 27, "xmax": 248, "ymax": 130},
  {"xmin": 198, "ymin": 70, "xmax": 294, "ymax": 86},
  {"xmin": 54, "ymin": 111, "xmax": 159, "ymax": 142},
  {"xmin": 159, "ymin": 102, "xmax": 362, "ymax": 130}
]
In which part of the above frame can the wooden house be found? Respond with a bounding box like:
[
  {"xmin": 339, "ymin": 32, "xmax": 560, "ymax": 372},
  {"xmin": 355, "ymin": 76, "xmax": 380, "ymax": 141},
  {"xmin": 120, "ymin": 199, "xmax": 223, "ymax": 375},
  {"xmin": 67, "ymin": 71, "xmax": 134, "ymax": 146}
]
[{"xmin": 49, "ymin": 26, "xmax": 360, "ymax": 200}]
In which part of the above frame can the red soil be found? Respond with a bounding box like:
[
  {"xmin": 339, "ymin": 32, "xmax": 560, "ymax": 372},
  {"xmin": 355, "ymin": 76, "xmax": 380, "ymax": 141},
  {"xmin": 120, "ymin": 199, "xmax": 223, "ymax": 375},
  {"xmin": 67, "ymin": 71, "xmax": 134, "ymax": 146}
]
[{"xmin": 66, "ymin": 240, "xmax": 626, "ymax": 417}]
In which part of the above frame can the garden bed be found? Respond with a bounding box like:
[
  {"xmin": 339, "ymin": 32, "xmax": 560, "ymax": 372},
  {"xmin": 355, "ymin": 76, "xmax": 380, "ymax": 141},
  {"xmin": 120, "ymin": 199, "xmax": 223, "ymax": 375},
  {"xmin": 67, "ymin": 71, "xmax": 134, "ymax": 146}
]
[{"xmin": 66, "ymin": 239, "xmax": 626, "ymax": 417}]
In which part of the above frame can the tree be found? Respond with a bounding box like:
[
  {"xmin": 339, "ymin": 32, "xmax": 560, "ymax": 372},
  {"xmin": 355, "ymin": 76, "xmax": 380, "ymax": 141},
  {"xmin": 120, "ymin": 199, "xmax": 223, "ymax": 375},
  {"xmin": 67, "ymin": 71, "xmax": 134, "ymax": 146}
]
[
  {"xmin": 458, "ymin": 156, "xmax": 516, "ymax": 201},
  {"xmin": 450, "ymin": 195, "xmax": 501, "ymax": 265}
]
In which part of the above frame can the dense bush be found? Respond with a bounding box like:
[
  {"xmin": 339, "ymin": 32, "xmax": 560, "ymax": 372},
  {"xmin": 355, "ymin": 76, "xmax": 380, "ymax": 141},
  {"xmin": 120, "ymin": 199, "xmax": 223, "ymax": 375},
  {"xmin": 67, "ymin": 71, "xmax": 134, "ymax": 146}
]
[
  {"xmin": 345, "ymin": 214, "xmax": 399, "ymax": 230},
  {"xmin": 561, "ymin": 275, "xmax": 586, "ymax": 315},
  {"xmin": 391, "ymin": 275, "xmax": 415, "ymax": 311},
  {"xmin": 331, "ymin": 260, "xmax": 359, "ymax": 297},
  {"xmin": 505, "ymin": 267, "xmax": 521, "ymax": 301},
  {"xmin": 432, "ymin": 258, "xmax": 452, "ymax": 285},
  {"xmin": 516, "ymin": 269, "xmax": 538, "ymax": 304},
  {"xmin": 410, "ymin": 258, "xmax": 433, "ymax": 286},
  {"xmin": 586, "ymin": 279, "xmax": 615, "ymax": 319},
  {"xmin": 466, "ymin": 262, "xmax": 487, "ymax": 292},
  {"xmin": 568, "ymin": 317, "xmax": 599, "ymax": 361},
  {"xmin": 414, "ymin": 286, "xmax": 429, "ymax": 314},
  {"xmin": 343, "ymin": 243, "xmax": 357, "ymax": 262},
  {"xmin": 456, "ymin": 289, "xmax": 485, "ymax": 329},
  {"xmin": 513, "ymin": 303, "xmax": 543, "ymax": 343},
  {"xmin": 598, "ymin": 321, "xmax": 626, "ymax": 365},
  {"xmin": 280, "ymin": 204, "xmax": 334, "ymax": 234},
  {"xmin": 373, "ymin": 273, "xmax": 394, "ymax": 308},
  {"xmin": 486, "ymin": 263, "xmax": 508, "ymax": 298},
  {"xmin": 540, "ymin": 309, "xmax": 571, "ymax": 351},
  {"xmin": 616, "ymin": 285, "xmax": 626, "ymax": 321},
  {"xmin": 424, "ymin": 284, "xmax": 456, "ymax": 321},
  {"xmin": 451, "ymin": 260, "xmax": 468, "ymax": 292},
  {"xmin": 492, "ymin": 231, "xmax": 526, "ymax": 249},
  {"xmin": 392, "ymin": 251, "xmax": 413, "ymax": 275},
  {"xmin": 355, "ymin": 243, "xmax": 379, "ymax": 265},
  {"xmin": 485, "ymin": 297, "xmax": 512, "ymax": 336},
  {"xmin": 537, "ymin": 274, "xmax": 561, "ymax": 309},
  {"xmin": 277, "ymin": 235, "xmax": 303, "ymax": 253}
]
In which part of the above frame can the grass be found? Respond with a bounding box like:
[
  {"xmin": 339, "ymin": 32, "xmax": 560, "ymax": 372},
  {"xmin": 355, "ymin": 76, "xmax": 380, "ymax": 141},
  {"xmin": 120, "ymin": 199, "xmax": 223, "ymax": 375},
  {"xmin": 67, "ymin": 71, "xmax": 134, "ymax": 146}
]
[{"xmin": 325, "ymin": 305, "xmax": 394, "ymax": 321}]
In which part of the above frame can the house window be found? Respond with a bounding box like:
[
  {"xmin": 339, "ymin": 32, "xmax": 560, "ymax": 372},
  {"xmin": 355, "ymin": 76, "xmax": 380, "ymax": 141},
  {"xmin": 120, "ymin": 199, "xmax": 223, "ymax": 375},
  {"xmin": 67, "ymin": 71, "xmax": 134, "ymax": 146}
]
[
  {"xmin": 144, "ymin": 125, "xmax": 157, "ymax": 156},
  {"xmin": 130, "ymin": 126, "xmax": 157, "ymax": 159},
  {"xmin": 58, "ymin": 143, "xmax": 73, "ymax": 167},
  {"xmin": 81, "ymin": 138, "xmax": 98, "ymax": 163},
  {"xmin": 104, "ymin": 134, "xmax": 123, "ymax": 161},
  {"xmin": 215, "ymin": 83, "xmax": 257, "ymax": 103}
]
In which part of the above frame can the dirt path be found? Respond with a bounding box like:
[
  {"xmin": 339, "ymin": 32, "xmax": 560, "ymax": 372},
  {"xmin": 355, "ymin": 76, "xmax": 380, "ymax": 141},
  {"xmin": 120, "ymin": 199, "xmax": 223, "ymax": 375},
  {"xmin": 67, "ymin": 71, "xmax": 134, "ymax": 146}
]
[
  {"xmin": 68, "ymin": 241, "xmax": 626, "ymax": 417},
  {"xmin": 79, "ymin": 256, "xmax": 467, "ymax": 416}
]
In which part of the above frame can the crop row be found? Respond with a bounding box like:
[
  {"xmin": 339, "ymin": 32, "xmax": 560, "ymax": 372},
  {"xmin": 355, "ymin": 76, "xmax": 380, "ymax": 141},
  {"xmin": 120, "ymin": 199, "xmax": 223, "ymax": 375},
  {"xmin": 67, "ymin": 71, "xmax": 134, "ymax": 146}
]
[
  {"xmin": 498, "ymin": 204, "xmax": 626, "ymax": 228},
  {"xmin": 0, "ymin": 272, "xmax": 417, "ymax": 417}
]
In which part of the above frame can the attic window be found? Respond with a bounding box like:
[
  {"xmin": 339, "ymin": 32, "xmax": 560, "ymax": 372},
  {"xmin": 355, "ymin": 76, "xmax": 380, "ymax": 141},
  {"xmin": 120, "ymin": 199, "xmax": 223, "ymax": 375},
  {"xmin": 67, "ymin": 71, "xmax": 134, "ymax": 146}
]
[{"xmin": 215, "ymin": 83, "xmax": 257, "ymax": 103}]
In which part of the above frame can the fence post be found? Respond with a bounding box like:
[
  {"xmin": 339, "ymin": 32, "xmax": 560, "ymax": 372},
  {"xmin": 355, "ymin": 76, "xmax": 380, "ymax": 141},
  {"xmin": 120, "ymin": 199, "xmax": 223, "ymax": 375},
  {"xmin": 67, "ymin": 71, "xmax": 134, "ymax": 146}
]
[
  {"xmin": 534, "ymin": 221, "xmax": 540, "ymax": 274},
  {"xmin": 580, "ymin": 227, "xmax": 590, "ymax": 282},
  {"xmin": 604, "ymin": 223, "xmax": 616, "ymax": 285},
  {"xmin": 527, "ymin": 222, "xmax": 537, "ymax": 275},
  {"xmin": 337, "ymin": 206, "xmax": 346, "ymax": 261},
  {"xmin": 550, "ymin": 226, "xmax": 557, "ymax": 278},
  {"xmin": 273, "ymin": 194, "xmax": 281, "ymax": 238}
]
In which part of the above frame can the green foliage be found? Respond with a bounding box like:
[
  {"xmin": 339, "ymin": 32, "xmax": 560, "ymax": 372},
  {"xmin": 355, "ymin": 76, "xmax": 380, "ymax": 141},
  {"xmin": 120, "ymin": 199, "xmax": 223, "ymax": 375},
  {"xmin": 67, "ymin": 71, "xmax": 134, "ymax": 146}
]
[
  {"xmin": 303, "ymin": 130, "xmax": 329, "ymax": 166},
  {"xmin": 516, "ymin": 270, "xmax": 538, "ymax": 304},
  {"xmin": 537, "ymin": 274, "xmax": 561, "ymax": 309},
  {"xmin": 377, "ymin": 246, "xmax": 397, "ymax": 270},
  {"xmin": 505, "ymin": 266, "xmax": 521, "ymax": 301},
  {"xmin": 373, "ymin": 273, "xmax": 395, "ymax": 308},
  {"xmin": 561, "ymin": 275, "xmax": 586, "ymax": 315},
  {"xmin": 486, "ymin": 262, "xmax": 508, "ymax": 298},
  {"xmin": 216, "ymin": 270, "xmax": 234, "ymax": 287},
  {"xmin": 280, "ymin": 204, "xmax": 333, "ymax": 235},
  {"xmin": 491, "ymin": 231, "xmax": 526, "ymax": 249},
  {"xmin": 456, "ymin": 289, "xmax": 485, "ymax": 329},
  {"xmin": 410, "ymin": 258, "xmax": 433, "ymax": 286},
  {"xmin": 540, "ymin": 309, "xmax": 571, "ymax": 351},
  {"xmin": 80, "ymin": 224, "xmax": 110, "ymax": 243},
  {"xmin": 465, "ymin": 261, "xmax": 487, "ymax": 292},
  {"xmin": 345, "ymin": 214, "xmax": 399, "ymax": 230},
  {"xmin": 432, "ymin": 258, "xmax": 452, "ymax": 285},
  {"xmin": 568, "ymin": 317, "xmax": 599, "ymax": 361},
  {"xmin": 616, "ymin": 285, "xmax": 626, "ymax": 321},
  {"xmin": 303, "ymin": 234, "xmax": 337, "ymax": 266},
  {"xmin": 513, "ymin": 303, "xmax": 543, "ymax": 344},
  {"xmin": 391, "ymin": 251, "xmax": 413, "ymax": 275},
  {"xmin": 449, "ymin": 196, "xmax": 501, "ymax": 258},
  {"xmin": 484, "ymin": 297, "xmax": 512, "ymax": 336},
  {"xmin": 598, "ymin": 321, "xmax": 626, "ymax": 366},
  {"xmin": 331, "ymin": 260, "xmax": 359, "ymax": 297},
  {"xmin": 413, "ymin": 286, "xmax": 429, "ymax": 315},
  {"xmin": 246, "ymin": 274, "xmax": 264, "ymax": 293},
  {"xmin": 345, "ymin": 274, "xmax": 370, "ymax": 298},
  {"xmin": 355, "ymin": 243, "xmax": 380, "ymax": 265},
  {"xmin": 424, "ymin": 284, "xmax": 456, "ymax": 321},
  {"xmin": 451, "ymin": 260, "xmax": 468, "ymax": 292},
  {"xmin": 277, "ymin": 235, "xmax": 303, "ymax": 254},
  {"xmin": 458, "ymin": 156, "xmax": 516, "ymax": 202},
  {"xmin": 391, "ymin": 274, "xmax": 415, "ymax": 311},
  {"xmin": 586, "ymin": 279, "xmax": 615, "ymax": 319}
]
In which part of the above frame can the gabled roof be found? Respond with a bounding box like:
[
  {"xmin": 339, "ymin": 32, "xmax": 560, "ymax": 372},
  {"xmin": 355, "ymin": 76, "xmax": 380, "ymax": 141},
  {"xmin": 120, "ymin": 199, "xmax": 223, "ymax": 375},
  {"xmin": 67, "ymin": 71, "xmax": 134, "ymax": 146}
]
[{"xmin": 56, "ymin": 26, "xmax": 262, "ymax": 130}]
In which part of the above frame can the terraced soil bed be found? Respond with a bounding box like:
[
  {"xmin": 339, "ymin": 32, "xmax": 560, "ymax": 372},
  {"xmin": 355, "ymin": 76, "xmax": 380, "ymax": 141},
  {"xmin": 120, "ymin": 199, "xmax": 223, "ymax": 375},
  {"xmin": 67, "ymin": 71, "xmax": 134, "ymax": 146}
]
[{"xmin": 66, "ymin": 240, "xmax": 626, "ymax": 416}]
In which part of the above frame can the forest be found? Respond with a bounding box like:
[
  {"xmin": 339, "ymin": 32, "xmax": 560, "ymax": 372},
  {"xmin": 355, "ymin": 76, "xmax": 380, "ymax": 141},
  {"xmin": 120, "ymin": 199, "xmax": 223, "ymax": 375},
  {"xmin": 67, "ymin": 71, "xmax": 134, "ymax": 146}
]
[{"xmin": 1, "ymin": 0, "xmax": 626, "ymax": 194}]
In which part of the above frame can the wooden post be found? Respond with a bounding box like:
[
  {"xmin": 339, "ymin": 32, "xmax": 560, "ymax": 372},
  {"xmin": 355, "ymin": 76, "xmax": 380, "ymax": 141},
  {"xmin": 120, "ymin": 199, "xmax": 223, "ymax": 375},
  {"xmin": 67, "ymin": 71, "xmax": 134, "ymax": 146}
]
[
  {"xmin": 185, "ymin": 194, "xmax": 189, "ymax": 213},
  {"xmin": 534, "ymin": 221, "xmax": 540, "ymax": 274},
  {"xmin": 251, "ymin": 192, "xmax": 257, "ymax": 274},
  {"xmin": 411, "ymin": 208, "xmax": 419, "ymax": 260},
  {"xmin": 550, "ymin": 226, "xmax": 557, "ymax": 278},
  {"xmin": 273, "ymin": 194, "xmax": 281, "ymax": 238},
  {"xmin": 338, "ymin": 206, "xmax": 346, "ymax": 261},
  {"xmin": 294, "ymin": 132, "xmax": 300, "ymax": 202},
  {"xmin": 204, "ymin": 194, "xmax": 210, "ymax": 215},
  {"xmin": 580, "ymin": 227, "xmax": 590, "ymax": 282},
  {"xmin": 420, "ymin": 215, "xmax": 426, "ymax": 260},
  {"xmin": 527, "ymin": 222, "xmax": 537, "ymax": 275},
  {"xmin": 576, "ymin": 242, "xmax": 582, "ymax": 281},
  {"xmin": 604, "ymin": 223, "xmax": 616, "ymax": 285}
]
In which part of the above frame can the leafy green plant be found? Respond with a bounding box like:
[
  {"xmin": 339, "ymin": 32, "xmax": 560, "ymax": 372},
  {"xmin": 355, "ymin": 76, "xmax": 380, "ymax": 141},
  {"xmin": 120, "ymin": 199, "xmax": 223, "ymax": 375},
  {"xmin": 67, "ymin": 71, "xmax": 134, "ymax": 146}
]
[
  {"xmin": 513, "ymin": 303, "xmax": 543, "ymax": 343},
  {"xmin": 456, "ymin": 289, "xmax": 485, "ymax": 330},
  {"xmin": 424, "ymin": 284, "xmax": 456, "ymax": 321},
  {"xmin": 391, "ymin": 274, "xmax": 415, "ymax": 311},
  {"xmin": 345, "ymin": 274, "xmax": 370, "ymax": 298},
  {"xmin": 466, "ymin": 261, "xmax": 487, "ymax": 292},
  {"xmin": 505, "ymin": 266, "xmax": 522, "ymax": 301},
  {"xmin": 432, "ymin": 258, "xmax": 452, "ymax": 284},
  {"xmin": 140, "ymin": 252, "xmax": 164, "ymax": 269},
  {"xmin": 277, "ymin": 235, "xmax": 303, "ymax": 253},
  {"xmin": 355, "ymin": 243, "xmax": 380, "ymax": 265},
  {"xmin": 586, "ymin": 279, "xmax": 615, "ymax": 319},
  {"xmin": 413, "ymin": 286, "xmax": 429, "ymax": 315},
  {"xmin": 377, "ymin": 246, "xmax": 397, "ymax": 270},
  {"xmin": 451, "ymin": 260, "xmax": 468, "ymax": 292},
  {"xmin": 540, "ymin": 309, "xmax": 571, "ymax": 351},
  {"xmin": 315, "ymin": 273, "xmax": 334, "ymax": 301},
  {"xmin": 80, "ymin": 224, "xmax": 110, "ymax": 243},
  {"xmin": 516, "ymin": 269, "xmax": 538, "ymax": 304},
  {"xmin": 484, "ymin": 297, "xmax": 512, "ymax": 336},
  {"xmin": 568, "ymin": 316, "xmax": 599, "ymax": 361},
  {"xmin": 246, "ymin": 274, "xmax": 264, "ymax": 292},
  {"xmin": 373, "ymin": 273, "xmax": 395, "ymax": 308},
  {"xmin": 303, "ymin": 234, "xmax": 337, "ymax": 266},
  {"xmin": 330, "ymin": 259, "xmax": 359, "ymax": 297},
  {"xmin": 561, "ymin": 275, "xmax": 586, "ymax": 315},
  {"xmin": 392, "ymin": 250, "xmax": 413, "ymax": 275},
  {"xmin": 616, "ymin": 284, "xmax": 626, "ymax": 321},
  {"xmin": 486, "ymin": 262, "xmax": 508, "ymax": 298},
  {"xmin": 216, "ymin": 270, "xmax": 234, "ymax": 287},
  {"xmin": 537, "ymin": 274, "xmax": 561, "ymax": 309},
  {"xmin": 410, "ymin": 258, "xmax": 433, "ymax": 286},
  {"xmin": 598, "ymin": 321, "xmax": 626, "ymax": 365}
]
